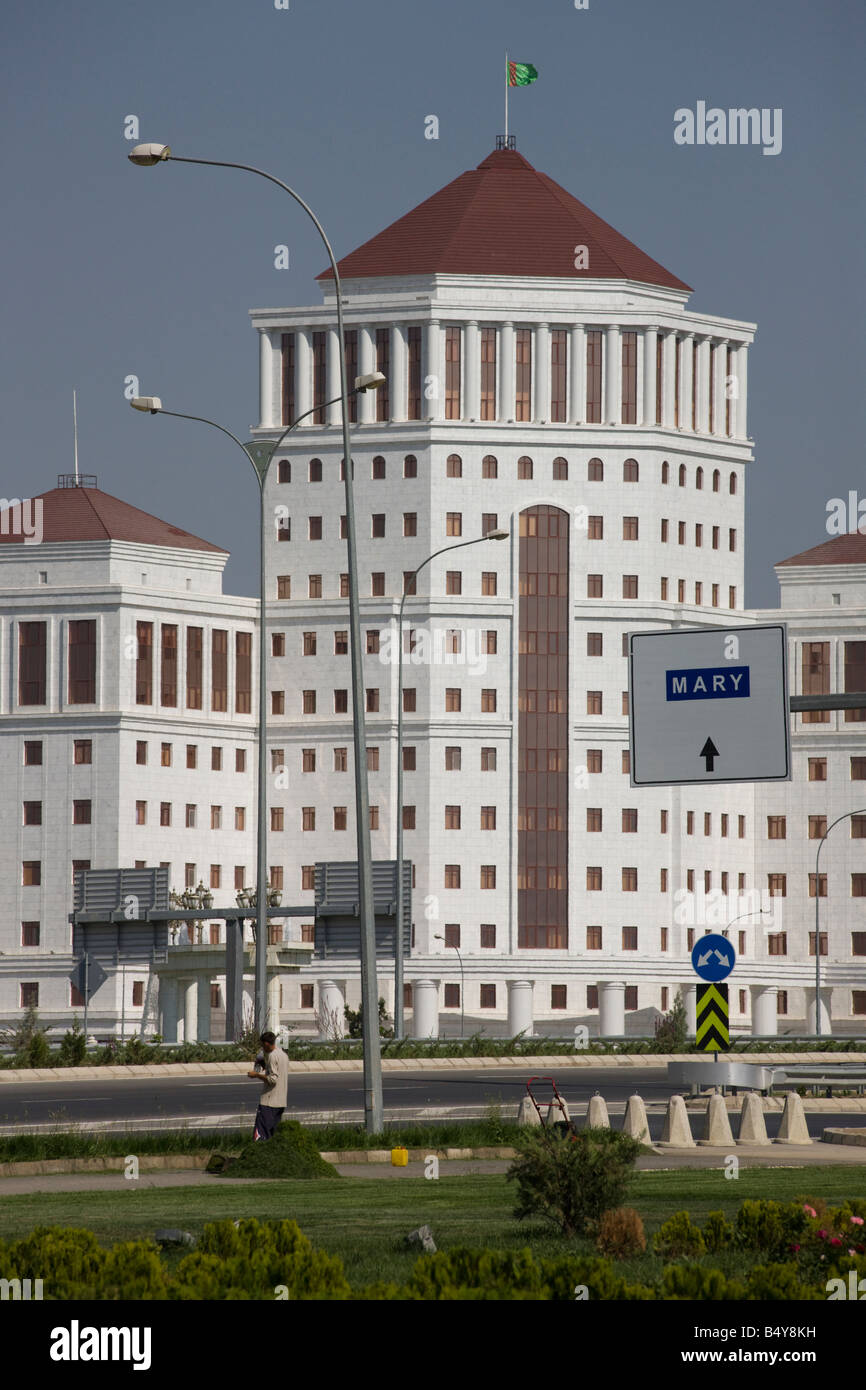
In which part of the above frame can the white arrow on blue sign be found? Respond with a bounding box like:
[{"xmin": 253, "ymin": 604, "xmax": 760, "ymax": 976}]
[{"xmin": 691, "ymin": 933, "xmax": 736, "ymax": 983}]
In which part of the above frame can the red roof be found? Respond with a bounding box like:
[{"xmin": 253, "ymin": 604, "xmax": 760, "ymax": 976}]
[
  {"xmin": 0, "ymin": 486, "xmax": 226, "ymax": 553},
  {"xmin": 776, "ymin": 532, "xmax": 866, "ymax": 568},
  {"xmin": 318, "ymin": 147, "xmax": 690, "ymax": 290}
]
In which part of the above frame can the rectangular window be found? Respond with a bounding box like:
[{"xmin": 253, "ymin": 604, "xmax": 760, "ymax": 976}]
[
  {"xmin": 186, "ymin": 627, "xmax": 203, "ymax": 710},
  {"xmin": 303, "ymin": 807, "xmax": 316, "ymax": 831},
  {"xmin": 550, "ymin": 329, "xmax": 567, "ymax": 421},
  {"xmin": 407, "ymin": 326, "xmax": 422, "ymax": 419},
  {"xmin": 621, "ymin": 331, "xmax": 637, "ymax": 423},
  {"xmin": 403, "ymin": 512, "xmax": 417, "ymax": 538},
  {"xmin": 68, "ymin": 619, "xmax": 96, "ymax": 703},
  {"xmin": 586, "ymin": 330, "xmax": 602, "ymax": 423},
  {"xmin": 160, "ymin": 802, "xmax": 171, "ymax": 826},
  {"xmin": 480, "ymin": 984, "xmax": 496, "ymax": 1009},
  {"xmin": 808, "ymin": 932, "xmax": 828, "ymax": 957},
  {"xmin": 514, "ymin": 328, "xmax": 531, "ymax": 421},
  {"xmin": 480, "ymin": 924, "xmax": 496, "ymax": 948},
  {"xmin": 134, "ymin": 621, "xmax": 152, "ymax": 705},
  {"xmin": 480, "ymin": 327, "xmax": 497, "ymax": 419},
  {"xmin": 587, "ymin": 866, "xmax": 602, "ymax": 891},
  {"xmin": 277, "ymin": 575, "xmax": 291, "ymax": 599},
  {"xmin": 445, "ymin": 325, "xmax": 461, "ymax": 419},
  {"xmin": 767, "ymin": 874, "xmax": 787, "ymax": 897},
  {"xmin": 808, "ymin": 757, "xmax": 827, "ymax": 781},
  {"xmin": 281, "ymin": 331, "xmax": 295, "ymax": 426},
  {"xmin": 480, "ymin": 865, "xmax": 496, "ymax": 889},
  {"xmin": 656, "ymin": 334, "xmax": 664, "ymax": 424},
  {"xmin": 343, "ymin": 330, "xmax": 358, "ymax": 422},
  {"xmin": 375, "ymin": 329, "xmax": 390, "ymax": 420},
  {"xmin": 481, "ymin": 572, "xmax": 497, "ymax": 596},
  {"xmin": 312, "ymin": 330, "xmax": 326, "ymax": 424},
  {"xmin": 844, "ymin": 640, "xmax": 866, "ymax": 722},
  {"xmin": 211, "ymin": 806, "xmax": 222, "ymax": 830},
  {"xmin": 446, "ymin": 512, "xmax": 462, "ymax": 537},
  {"xmin": 623, "ymin": 516, "xmax": 639, "ymax": 541},
  {"xmin": 235, "ymin": 632, "xmax": 252, "ymax": 714},
  {"xmin": 622, "ymin": 925, "xmax": 638, "ymax": 951},
  {"xmin": 371, "ymin": 573, "xmax": 385, "ymax": 596},
  {"xmin": 587, "ymin": 575, "xmax": 603, "ymax": 598},
  {"xmin": 801, "ymin": 641, "xmax": 830, "ymax": 724},
  {"xmin": 271, "ymin": 691, "xmax": 285, "ymax": 715},
  {"xmin": 622, "ymin": 808, "xmax": 638, "ymax": 833},
  {"xmin": 301, "ymin": 866, "xmax": 315, "ymax": 891},
  {"xmin": 22, "ymin": 861, "xmax": 41, "ymax": 886},
  {"xmin": 208, "ymin": 629, "xmax": 227, "ymax": 712},
  {"xmin": 23, "ymin": 800, "xmax": 42, "ymax": 825},
  {"xmin": 767, "ymin": 816, "xmax": 787, "ymax": 839},
  {"xmin": 622, "ymin": 867, "xmax": 638, "ymax": 891}
]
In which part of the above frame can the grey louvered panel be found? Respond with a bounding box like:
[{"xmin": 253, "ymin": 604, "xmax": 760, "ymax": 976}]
[
  {"xmin": 313, "ymin": 860, "xmax": 411, "ymax": 961},
  {"xmin": 73, "ymin": 867, "xmax": 169, "ymax": 913}
]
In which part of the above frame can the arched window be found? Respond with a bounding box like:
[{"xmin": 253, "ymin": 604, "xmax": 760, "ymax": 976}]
[
  {"xmin": 446, "ymin": 453, "xmax": 462, "ymax": 478},
  {"xmin": 623, "ymin": 458, "xmax": 639, "ymax": 482},
  {"xmin": 661, "ymin": 460, "xmax": 669, "ymax": 484},
  {"xmin": 587, "ymin": 457, "xmax": 603, "ymax": 482},
  {"xmin": 695, "ymin": 466, "xmax": 703, "ymax": 490},
  {"xmin": 372, "ymin": 455, "xmax": 386, "ymax": 479},
  {"xmin": 404, "ymin": 454, "xmax": 417, "ymax": 478},
  {"xmin": 552, "ymin": 456, "xmax": 568, "ymax": 480},
  {"xmin": 308, "ymin": 458, "xmax": 322, "ymax": 482},
  {"xmin": 517, "ymin": 455, "xmax": 533, "ymax": 480},
  {"xmin": 712, "ymin": 469, "xmax": 720, "ymax": 492},
  {"xmin": 678, "ymin": 464, "xmax": 686, "ymax": 487},
  {"xmin": 278, "ymin": 459, "xmax": 291, "ymax": 483},
  {"xmin": 729, "ymin": 471, "xmax": 737, "ymax": 495},
  {"xmin": 482, "ymin": 455, "xmax": 498, "ymax": 479}
]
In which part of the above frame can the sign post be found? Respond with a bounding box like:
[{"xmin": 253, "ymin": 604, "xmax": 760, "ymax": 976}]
[{"xmin": 691, "ymin": 933, "xmax": 735, "ymax": 1056}]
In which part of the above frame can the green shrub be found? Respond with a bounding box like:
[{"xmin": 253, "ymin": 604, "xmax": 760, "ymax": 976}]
[
  {"xmin": 57, "ymin": 1021, "xmax": 87, "ymax": 1067},
  {"xmin": 735, "ymin": 1200, "xmax": 808, "ymax": 1261},
  {"xmin": 661, "ymin": 1264, "xmax": 743, "ymax": 1300},
  {"xmin": 653, "ymin": 989, "xmax": 688, "ymax": 1051},
  {"xmin": 214, "ymin": 1120, "xmax": 338, "ymax": 1179},
  {"xmin": 173, "ymin": 1220, "xmax": 350, "ymax": 1300},
  {"xmin": 507, "ymin": 1126, "xmax": 642, "ymax": 1237},
  {"xmin": 703, "ymin": 1210, "xmax": 735, "ymax": 1253},
  {"xmin": 595, "ymin": 1207, "xmax": 646, "ymax": 1259},
  {"xmin": 653, "ymin": 1211, "xmax": 706, "ymax": 1258},
  {"xmin": 746, "ymin": 1262, "xmax": 822, "ymax": 1301}
]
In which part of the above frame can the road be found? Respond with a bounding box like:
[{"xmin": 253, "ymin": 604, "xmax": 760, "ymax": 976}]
[{"xmin": 0, "ymin": 1067, "xmax": 859, "ymax": 1139}]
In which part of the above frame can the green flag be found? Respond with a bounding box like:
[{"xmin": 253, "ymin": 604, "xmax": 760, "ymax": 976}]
[{"xmin": 508, "ymin": 61, "xmax": 538, "ymax": 88}]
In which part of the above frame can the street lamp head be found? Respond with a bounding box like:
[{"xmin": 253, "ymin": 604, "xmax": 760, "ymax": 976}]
[
  {"xmin": 128, "ymin": 143, "xmax": 172, "ymax": 166},
  {"xmin": 485, "ymin": 528, "xmax": 510, "ymax": 540},
  {"xmin": 354, "ymin": 371, "xmax": 387, "ymax": 392},
  {"xmin": 129, "ymin": 397, "xmax": 163, "ymax": 414}
]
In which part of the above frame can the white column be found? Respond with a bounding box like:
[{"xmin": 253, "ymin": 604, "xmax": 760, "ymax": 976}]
[
  {"xmin": 295, "ymin": 328, "xmax": 312, "ymax": 423},
  {"xmin": 259, "ymin": 330, "xmax": 274, "ymax": 429},
  {"xmin": 681, "ymin": 982, "xmax": 697, "ymax": 1037},
  {"xmin": 696, "ymin": 337, "xmax": 711, "ymax": 433},
  {"xmin": 711, "ymin": 339, "xmax": 727, "ymax": 435},
  {"xmin": 662, "ymin": 330, "xmax": 676, "ymax": 428},
  {"xmin": 183, "ymin": 978, "xmax": 197, "ymax": 1043},
  {"xmin": 357, "ymin": 326, "xmax": 376, "ymax": 424},
  {"xmin": 569, "ymin": 324, "xmax": 585, "ymax": 422},
  {"xmin": 464, "ymin": 320, "xmax": 480, "ymax": 420},
  {"xmin": 425, "ymin": 319, "xmax": 442, "ymax": 421},
  {"xmin": 499, "ymin": 321, "xmax": 514, "ymax": 421},
  {"xmin": 598, "ymin": 981, "xmax": 626, "ymax": 1037},
  {"xmin": 326, "ymin": 325, "xmax": 341, "ymax": 426},
  {"xmin": 750, "ymin": 985, "xmax": 778, "ymax": 1036},
  {"xmin": 159, "ymin": 976, "xmax": 178, "ymax": 1044},
  {"xmin": 412, "ymin": 978, "xmax": 439, "ymax": 1038},
  {"xmin": 734, "ymin": 342, "xmax": 748, "ymax": 439},
  {"xmin": 391, "ymin": 321, "xmax": 408, "ymax": 422},
  {"xmin": 805, "ymin": 988, "xmax": 832, "ymax": 1034},
  {"xmin": 641, "ymin": 326, "xmax": 657, "ymax": 426},
  {"xmin": 318, "ymin": 979, "xmax": 346, "ymax": 1039},
  {"xmin": 604, "ymin": 324, "xmax": 620, "ymax": 425},
  {"xmin": 507, "ymin": 979, "xmax": 534, "ymax": 1037},
  {"xmin": 680, "ymin": 332, "xmax": 694, "ymax": 431},
  {"xmin": 534, "ymin": 322, "xmax": 549, "ymax": 422},
  {"xmin": 197, "ymin": 976, "xmax": 212, "ymax": 1043},
  {"xmin": 267, "ymin": 975, "xmax": 281, "ymax": 1033}
]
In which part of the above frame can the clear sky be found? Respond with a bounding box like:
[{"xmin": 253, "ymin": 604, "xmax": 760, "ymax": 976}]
[{"xmin": 2, "ymin": 0, "xmax": 863, "ymax": 606}]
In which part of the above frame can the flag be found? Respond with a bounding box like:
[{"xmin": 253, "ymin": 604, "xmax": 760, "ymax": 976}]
[{"xmin": 508, "ymin": 61, "xmax": 538, "ymax": 88}]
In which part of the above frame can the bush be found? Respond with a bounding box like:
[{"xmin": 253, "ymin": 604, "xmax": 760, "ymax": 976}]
[
  {"xmin": 213, "ymin": 1120, "xmax": 339, "ymax": 1179},
  {"xmin": 746, "ymin": 1262, "xmax": 822, "ymax": 1301},
  {"xmin": 173, "ymin": 1219, "xmax": 351, "ymax": 1300},
  {"xmin": 344, "ymin": 997, "xmax": 394, "ymax": 1039},
  {"xmin": 735, "ymin": 1200, "xmax": 808, "ymax": 1261},
  {"xmin": 595, "ymin": 1207, "xmax": 646, "ymax": 1259},
  {"xmin": 507, "ymin": 1126, "xmax": 642, "ymax": 1237},
  {"xmin": 654, "ymin": 1211, "xmax": 706, "ymax": 1258},
  {"xmin": 702, "ymin": 1210, "xmax": 735, "ymax": 1253},
  {"xmin": 653, "ymin": 989, "xmax": 688, "ymax": 1051},
  {"xmin": 58, "ymin": 1021, "xmax": 87, "ymax": 1067},
  {"xmin": 661, "ymin": 1264, "xmax": 744, "ymax": 1300}
]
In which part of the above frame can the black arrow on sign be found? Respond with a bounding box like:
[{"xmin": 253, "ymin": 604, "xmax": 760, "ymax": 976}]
[{"xmin": 700, "ymin": 737, "xmax": 719, "ymax": 772}]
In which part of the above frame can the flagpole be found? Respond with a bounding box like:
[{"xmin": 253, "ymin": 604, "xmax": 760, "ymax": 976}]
[{"xmin": 504, "ymin": 52, "xmax": 508, "ymax": 142}]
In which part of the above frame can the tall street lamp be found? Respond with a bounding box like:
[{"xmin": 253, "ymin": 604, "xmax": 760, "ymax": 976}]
[
  {"xmin": 130, "ymin": 379, "xmax": 384, "ymax": 1040},
  {"xmin": 128, "ymin": 140, "xmax": 386, "ymax": 1133},
  {"xmin": 433, "ymin": 933, "xmax": 465, "ymax": 1038},
  {"xmin": 394, "ymin": 529, "xmax": 509, "ymax": 1039},
  {"xmin": 814, "ymin": 808, "xmax": 866, "ymax": 1037}
]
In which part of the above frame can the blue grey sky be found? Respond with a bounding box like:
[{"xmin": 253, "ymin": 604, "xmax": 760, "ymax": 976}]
[{"xmin": 2, "ymin": 0, "xmax": 863, "ymax": 606}]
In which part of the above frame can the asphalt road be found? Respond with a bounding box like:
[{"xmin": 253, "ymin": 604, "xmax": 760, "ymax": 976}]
[{"xmin": 0, "ymin": 1067, "xmax": 857, "ymax": 1140}]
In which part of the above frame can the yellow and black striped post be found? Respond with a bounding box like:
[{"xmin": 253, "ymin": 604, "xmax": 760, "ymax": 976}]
[{"xmin": 696, "ymin": 983, "xmax": 729, "ymax": 1051}]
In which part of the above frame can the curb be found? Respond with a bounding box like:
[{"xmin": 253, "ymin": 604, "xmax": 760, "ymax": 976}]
[{"xmin": 822, "ymin": 1128, "xmax": 866, "ymax": 1148}]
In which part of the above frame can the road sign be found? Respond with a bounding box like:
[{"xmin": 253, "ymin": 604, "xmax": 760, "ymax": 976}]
[
  {"xmin": 628, "ymin": 624, "xmax": 791, "ymax": 786},
  {"xmin": 69, "ymin": 954, "xmax": 107, "ymax": 1000},
  {"xmin": 691, "ymin": 933, "xmax": 736, "ymax": 982},
  {"xmin": 696, "ymin": 984, "xmax": 730, "ymax": 1051}
]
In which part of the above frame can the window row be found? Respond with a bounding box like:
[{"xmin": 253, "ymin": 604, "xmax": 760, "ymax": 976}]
[
  {"xmin": 17, "ymin": 620, "xmax": 96, "ymax": 707},
  {"xmin": 800, "ymin": 641, "xmax": 866, "ymax": 723},
  {"xmin": 290, "ymin": 688, "xmax": 501, "ymax": 714},
  {"xmin": 272, "ymin": 745, "xmax": 499, "ymax": 774},
  {"xmin": 133, "ymin": 623, "xmax": 253, "ymax": 713},
  {"xmin": 132, "ymin": 742, "xmax": 248, "ymax": 771},
  {"xmin": 580, "ymin": 575, "xmax": 738, "ymax": 607},
  {"xmin": 275, "ymin": 572, "xmax": 504, "ymax": 599},
  {"xmin": 132, "ymin": 803, "xmax": 249, "ymax": 829}
]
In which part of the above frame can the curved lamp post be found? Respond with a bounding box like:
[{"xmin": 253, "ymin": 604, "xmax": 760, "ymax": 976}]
[
  {"xmin": 394, "ymin": 530, "xmax": 509, "ymax": 1039},
  {"xmin": 433, "ymin": 933, "xmax": 465, "ymax": 1039},
  {"xmin": 813, "ymin": 809, "xmax": 866, "ymax": 1037},
  {"xmin": 128, "ymin": 139, "xmax": 386, "ymax": 1133}
]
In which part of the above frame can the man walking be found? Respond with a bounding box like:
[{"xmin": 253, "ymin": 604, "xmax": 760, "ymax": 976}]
[{"xmin": 247, "ymin": 1031, "xmax": 288, "ymax": 1140}]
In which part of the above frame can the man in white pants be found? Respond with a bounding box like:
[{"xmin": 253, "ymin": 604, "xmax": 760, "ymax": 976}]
[{"xmin": 248, "ymin": 1031, "xmax": 289, "ymax": 1140}]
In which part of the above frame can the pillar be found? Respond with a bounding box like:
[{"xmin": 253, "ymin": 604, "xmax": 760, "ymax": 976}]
[
  {"xmin": 680, "ymin": 332, "xmax": 694, "ymax": 431},
  {"xmin": 598, "ymin": 981, "xmax": 626, "ymax": 1037},
  {"xmin": 507, "ymin": 979, "xmax": 534, "ymax": 1037},
  {"xmin": 534, "ymin": 322, "xmax": 549, "ymax": 422},
  {"xmin": 805, "ymin": 988, "xmax": 832, "ymax": 1035},
  {"xmin": 295, "ymin": 327, "xmax": 312, "ymax": 423},
  {"xmin": 604, "ymin": 324, "xmax": 620, "ymax": 425},
  {"xmin": 159, "ymin": 976, "xmax": 178, "ymax": 1044},
  {"xmin": 750, "ymin": 984, "xmax": 778, "ymax": 1036},
  {"xmin": 411, "ymin": 978, "xmax": 439, "ymax": 1039},
  {"xmin": 569, "ymin": 324, "xmax": 585, "ymax": 422},
  {"xmin": 662, "ymin": 329, "xmax": 676, "ymax": 428},
  {"xmin": 326, "ymin": 325, "xmax": 341, "ymax": 426},
  {"xmin": 464, "ymin": 320, "xmax": 480, "ymax": 420},
  {"xmin": 735, "ymin": 342, "xmax": 748, "ymax": 439},
  {"xmin": 197, "ymin": 975, "xmax": 212, "ymax": 1043},
  {"xmin": 641, "ymin": 326, "xmax": 657, "ymax": 426},
  {"xmin": 499, "ymin": 321, "xmax": 514, "ymax": 421},
  {"xmin": 681, "ymin": 982, "xmax": 697, "ymax": 1038},
  {"xmin": 183, "ymin": 978, "xmax": 197, "ymax": 1044},
  {"xmin": 696, "ymin": 337, "xmax": 711, "ymax": 432},
  {"xmin": 424, "ymin": 319, "xmax": 441, "ymax": 421},
  {"xmin": 318, "ymin": 979, "xmax": 346, "ymax": 1039},
  {"xmin": 259, "ymin": 330, "xmax": 274, "ymax": 429},
  {"xmin": 357, "ymin": 326, "xmax": 376, "ymax": 423},
  {"xmin": 391, "ymin": 321, "xmax": 408, "ymax": 422},
  {"xmin": 267, "ymin": 975, "xmax": 281, "ymax": 1034}
]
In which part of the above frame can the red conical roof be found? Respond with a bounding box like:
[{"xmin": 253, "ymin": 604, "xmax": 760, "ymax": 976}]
[
  {"xmin": 0, "ymin": 485, "xmax": 226, "ymax": 553},
  {"xmin": 319, "ymin": 147, "xmax": 690, "ymax": 290}
]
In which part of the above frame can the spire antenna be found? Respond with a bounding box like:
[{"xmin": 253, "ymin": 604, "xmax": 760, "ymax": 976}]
[{"xmin": 73, "ymin": 389, "xmax": 80, "ymax": 485}]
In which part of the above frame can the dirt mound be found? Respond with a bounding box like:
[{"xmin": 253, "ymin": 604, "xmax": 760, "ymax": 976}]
[{"xmin": 210, "ymin": 1121, "xmax": 339, "ymax": 1179}]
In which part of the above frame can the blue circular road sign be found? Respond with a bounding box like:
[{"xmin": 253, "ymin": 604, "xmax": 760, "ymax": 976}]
[{"xmin": 691, "ymin": 933, "xmax": 736, "ymax": 982}]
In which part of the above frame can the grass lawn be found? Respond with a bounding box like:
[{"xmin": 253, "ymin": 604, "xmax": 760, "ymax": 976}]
[{"xmin": 1, "ymin": 1164, "xmax": 864, "ymax": 1289}]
